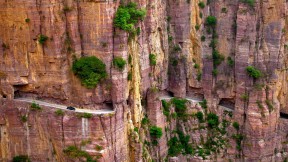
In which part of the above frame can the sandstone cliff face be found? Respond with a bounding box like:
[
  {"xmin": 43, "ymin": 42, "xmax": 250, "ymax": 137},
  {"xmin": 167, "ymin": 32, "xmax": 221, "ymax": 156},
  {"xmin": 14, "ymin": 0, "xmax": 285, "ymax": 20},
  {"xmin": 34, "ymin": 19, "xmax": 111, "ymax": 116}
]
[{"xmin": 1, "ymin": 0, "xmax": 288, "ymax": 161}]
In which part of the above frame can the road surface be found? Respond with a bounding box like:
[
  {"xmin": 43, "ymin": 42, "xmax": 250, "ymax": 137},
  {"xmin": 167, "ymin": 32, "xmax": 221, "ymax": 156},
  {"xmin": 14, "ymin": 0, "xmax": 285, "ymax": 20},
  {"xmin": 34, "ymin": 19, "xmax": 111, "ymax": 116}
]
[
  {"xmin": 159, "ymin": 96, "xmax": 234, "ymax": 111},
  {"xmin": 15, "ymin": 98, "xmax": 115, "ymax": 115},
  {"xmin": 158, "ymin": 96, "xmax": 202, "ymax": 103}
]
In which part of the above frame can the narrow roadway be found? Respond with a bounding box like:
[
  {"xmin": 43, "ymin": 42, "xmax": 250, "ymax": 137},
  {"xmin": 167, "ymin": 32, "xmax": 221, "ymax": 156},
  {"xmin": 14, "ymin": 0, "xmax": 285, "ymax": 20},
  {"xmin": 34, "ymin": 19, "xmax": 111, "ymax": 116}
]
[{"xmin": 15, "ymin": 98, "xmax": 115, "ymax": 115}]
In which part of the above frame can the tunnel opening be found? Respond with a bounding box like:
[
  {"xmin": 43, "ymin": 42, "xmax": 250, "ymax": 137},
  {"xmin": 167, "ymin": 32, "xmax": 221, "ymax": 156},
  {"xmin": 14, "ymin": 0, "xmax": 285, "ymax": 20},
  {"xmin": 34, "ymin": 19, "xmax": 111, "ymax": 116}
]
[
  {"xmin": 280, "ymin": 112, "xmax": 288, "ymax": 119},
  {"xmin": 167, "ymin": 91, "xmax": 174, "ymax": 97},
  {"xmin": 103, "ymin": 101, "xmax": 113, "ymax": 110},
  {"xmin": 219, "ymin": 98, "xmax": 235, "ymax": 110},
  {"xmin": 2, "ymin": 94, "xmax": 6, "ymax": 98},
  {"xmin": 13, "ymin": 85, "xmax": 31, "ymax": 99}
]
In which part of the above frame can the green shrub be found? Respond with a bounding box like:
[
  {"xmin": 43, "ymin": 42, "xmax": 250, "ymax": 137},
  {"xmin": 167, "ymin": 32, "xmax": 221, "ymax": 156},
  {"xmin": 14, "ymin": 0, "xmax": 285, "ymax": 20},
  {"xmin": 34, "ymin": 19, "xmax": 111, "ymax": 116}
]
[
  {"xmin": 72, "ymin": 56, "xmax": 107, "ymax": 88},
  {"xmin": 25, "ymin": 18, "xmax": 30, "ymax": 23},
  {"xmin": 201, "ymin": 35, "xmax": 206, "ymax": 41},
  {"xmin": 207, "ymin": 113, "xmax": 219, "ymax": 128},
  {"xmin": 194, "ymin": 63, "xmax": 200, "ymax": 69},
  {"xmin": 128, "ymin": 71, "xmax": 132, "ymax": 81},
  {"xmin": 38, "ymin": 34, "xmax": 48, "ymax": 44},
  {"xmin": 113, "ymin": 2, "xmax": 146, "ymax": 33},
  {"xmin": 63, "ymin": 145, "xmax": 96, "ymax": 161},
  {"xmin": 241, "ymin": 93, "xmax": 249, "ymax": 101},
  {"xmin": 232, "ymin": 122, "xmax": 240, "ymax": 131},
  {"xmin": 212, "ymin": 69, "xmax": 218, "ymax": 76},
  {"xmin": 221, "ymin": 8, "xmax": 228, "ymax": 13},
  {"xmin": 55, "ymin": 109, "xmax": 64, "ymax": 116},
  {"xmin": 265, "ymin": 100, "xmax": 274, "ymax": 112},
  {"xmin": 199, "ymin": 99, "xmax": 207, "ymax": 109},
  {"xmin": 197, "ymin": 72, "xmax": 202, "ymax": 81},
  {"xmin": 113, "ymin": 57, "xmax": 126, "ymax": 71},
  {"xmin": 256, "ymin": 100, "xmax": 264, "ymax": 109},
  {"xmin": 80, "ymin": 113, "xmax": 93, "ymax": 119},
  {"xmin": 177, "ymin": 130, "xmax": 193, "ymax": 154},
  {"xmin": 21, "ymin": 116, "xmax": 27, "ymax": 122},
  {"xmin": 198, "ymin": 2, "xmax": 205, "ymax": 8},
  {"xmin": 149, "ymin": 54, "xmax": 157, "ymax": 66},
  {"xmin": 227, "ymin": 56, "xmax": 234, "ymax": 67},
  {"xmin": 241, "ymin": 0, "xmax": 255, "ymax": 7},
  {"xmin": 168, "ymin": 137, "xmax": 183, "ymax": 156},
  {"xmin": 171, "ymin": 98, "xmax": 188, "ymax": 118},
  {"xmin": 232, "ymin": 134, "xmax": 244, "ymax": 151},
  {"xmin": 212, "ymin": 50, "xmax": 225, "ymax": 66},
  {"xmin": 149, "ymin": 126, "xmax": 163, "ymax": 138},
  {"xmin": 141, "ymin": 116, "xmax": 150, "ymax": 125},
  {"xmin": 13, "ymin": 155, "xmax": 31, "ymax": 162},
  {"xmin": 31, "ymin": 102, "xmax": 41, "ymax": 111},
  {"xmin": 206, "ymin": 16, "xmax": 217, "ymax": 27},
  {"xmin": 195, "ymin": 25, "xmax": 200, "ymax": 31},
  {"xmin": 173, "ymin": 45, "xmax": 182, "ymax": 52},
  {"xmin": 162, "ymin": 100, "xmax": 170, "ymax": 118},
  {"xmin": 246, "ymin": 66, "xmax": 262, "ymax": 79},
  {"xmin": 196, "ymin": 112, "xmax": 204, "ymax": 123},
  {"xmin": 95, "ymin": 145, "xmax": 103, "ymax": 151}
]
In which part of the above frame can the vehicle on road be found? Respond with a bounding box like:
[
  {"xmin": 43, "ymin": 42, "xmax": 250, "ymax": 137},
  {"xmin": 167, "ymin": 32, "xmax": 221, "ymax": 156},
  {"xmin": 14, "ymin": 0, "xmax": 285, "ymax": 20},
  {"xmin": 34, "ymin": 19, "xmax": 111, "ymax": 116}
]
[{"xmin": 67, "ymin": 106, "xmax": 76, "ymax": 111}]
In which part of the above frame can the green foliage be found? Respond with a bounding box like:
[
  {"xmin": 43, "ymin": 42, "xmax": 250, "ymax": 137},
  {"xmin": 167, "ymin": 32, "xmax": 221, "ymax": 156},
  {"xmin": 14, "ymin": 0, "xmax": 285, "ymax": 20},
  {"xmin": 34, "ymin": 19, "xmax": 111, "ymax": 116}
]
[
  {"xmin": 256, "ymin": 100, "xmax": 264, "ymax": 109},
  {"xmin": 141, "ymin": 116, "xmax": 150, "ymax": 125},
  {"xmin": 209, "ymin": 38, "xmax": 217, "ymax": 49},
  {"xmin": 198, "ymin": 2, "xmax": 205, "ymax": 9},
  {"xmin": 199, "ymin": 99, "xmax": 207, "ymax": 109},
  {"xmin": 72, "ymin": 56, "xmax": 107, "ymax": 88},
  {"xmin": 79, "ymin": 113, "xmax": 93, "ymax": 119},
  {"xmin": 221, "ymin": 8, "xmax": 228, "ymax": 13},
  {"xmin": 168, "ymin": 35, "xmax": 173, "ymax": 43},
  {"xmin": 241, "ymin": 0, "xmax": 255, "ymax": 7},
  {"xmin": 25, "ymin": 18, "xmax": 30, "ymax": 23},
  {"xmin": 63, "ymin": 145, "xmax": 96, "ymax": 162},
  {"xmin": 173, "ymin": 45, "xmax": 182, "ymax": 52},
  {"xmin": 265, "ymin": 100, "xmax": 274, "ymax": 112},
  {"xmin": 232, "ymin": 134, "xmax": 244, "ymax": 151},
  {"xmin": 212, "ymin": 50, "xmax": 225, "ymax": 66},
  {"xmin": 206, "ymin": 16, "xmax": 217, "ymax": 27},
  {"xmin": 207, "ymin": 113, "xmax": 219, "ymax": 128},
  {"xmin": 31, "ymin": 102, "xmax": 41, "ymax": 111},
  {"xmin": 232, "ymin": 122, "xmax": 240, "ymax": 131},
  {"xmin": 113, "ymin": 57, "xmax": 127, "ymax": 71},
  {"xmin": 241, "ymin": 93, "xmax": 249, "ymax": 101},
  {"xmin": 194, "ymin": 63, "xmax": 200, "ymax": 69},
  {"xmin": 196, "ymin": 112, "xmax": 204, "ymax": 123},
  {"xmin": 38, "ymin": 34, "xmax": 48, "ymax": 45},
  {"xmin": 168, "ymin": 137, "xmax": 183, "ymax": 156},
  {"xmin": 55, "ymin": 109, "xmax": 64, "ymax": 116},
  {"xmin": 197, "ymin": 72, "xmax": 202, "ymax": 81},
  {"xmin": 227, "ymin": 56, "xmax": 234, "ymax": 67},
  {"xmin": 177, "ymin": 130, "xmax": 193, "ymax": 155},
  {"xmin": 128, "ymin": 71, "xmax": 132, "ymax": 81},
  {"xmin": 246, "ymin": 66, "xmax": 262, "ymax": 79},
  {"xmin": 21, "ymin": 116, "xmax": 27, "ymax": 122},
  {"xmin": 13, "ymin": 155, "xmax": 31, "ymax": 162},
  {"xmin": 212, "ymin": 69, "xmax": 218, "ymax": 76},
  {"xmin": 113, "ymin": 2, "xmax": 146, "ymax": 33},
  {"xmin": 95, "ymin": 145, "xmax": 103, "ymax": 151},
  {"xmin": 171, "ymin": 58, "xmax": 178, "ymax": 66},
  {"xmin": 195, "ymin": 25, "xmax": 200, "ymax": 31},
  {"xmin": 162, "ymin": 100, "xmax": 170, "ymax": 118},
  {"xmin": 149, "ymin": 54, "xmax": 157, "ymax": 66},
  {"xmin": 201, "ymin": 35, "xmax": 206, "ymax": 41},
  {"xmin": 149, "ymin": 126, "xmax": 163, "ymax": 139},
  {"xmin": 171, "ymin": 98, "xmax": 188, "ymax": 119}
]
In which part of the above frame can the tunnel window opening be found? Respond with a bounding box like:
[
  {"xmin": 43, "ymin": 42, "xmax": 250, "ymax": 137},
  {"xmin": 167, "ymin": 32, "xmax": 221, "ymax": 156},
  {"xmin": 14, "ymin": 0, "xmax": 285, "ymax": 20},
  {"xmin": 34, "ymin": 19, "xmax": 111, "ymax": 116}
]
[
  {"xmin": 2, "ymin": 94, "xmax": 6, "ymax": 98},
  {"xmin": 104, "ymin": 101, "xmax": 113, "ymax": 110},
  {"xmin": 167, "ymin": 91, "xmax": 174, "ymax": 97},
  {"xmin": 13, "ymin": 85, "xmax": 29, "ymax": 99},
  {"xmin": 219, "ymin": 98, "xmax": 235, "ymax": 110},
  {"xmin": 280, "ymin": 112, "xmax": 288, "ymax": 119}
]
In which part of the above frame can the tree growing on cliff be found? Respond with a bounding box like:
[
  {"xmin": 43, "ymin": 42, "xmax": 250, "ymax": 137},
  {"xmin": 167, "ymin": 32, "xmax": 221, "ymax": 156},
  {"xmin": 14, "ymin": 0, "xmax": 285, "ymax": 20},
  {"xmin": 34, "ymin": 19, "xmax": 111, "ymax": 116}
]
[
  {"xmin": 72, "ymin": 56, "xmax": 107, "ymax": 88},
  {"xmin": 113, "ymin": 2, "xmax": 146, "ymax": 33},
  {"xmin": 149, "ymin": 126, "xmax": 163, "ymax": 139},
  {"xmin": 246, "ymin": 66, "xmax": 262, "ymax": 79},
  {"xmin": 13, "ymin": 155, "xmax": 31, "ymax": 162},
  {"xmin": 113, "ymin": 57, "xmax": 127, "ymax": 71}
]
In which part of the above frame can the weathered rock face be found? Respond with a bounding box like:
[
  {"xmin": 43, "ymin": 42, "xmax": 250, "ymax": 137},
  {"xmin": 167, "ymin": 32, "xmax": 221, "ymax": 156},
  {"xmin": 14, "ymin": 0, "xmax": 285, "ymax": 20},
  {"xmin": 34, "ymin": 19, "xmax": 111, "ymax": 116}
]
[{"xmin": 1, "ymin": 0, "xmax": 288, "ymax": 161}]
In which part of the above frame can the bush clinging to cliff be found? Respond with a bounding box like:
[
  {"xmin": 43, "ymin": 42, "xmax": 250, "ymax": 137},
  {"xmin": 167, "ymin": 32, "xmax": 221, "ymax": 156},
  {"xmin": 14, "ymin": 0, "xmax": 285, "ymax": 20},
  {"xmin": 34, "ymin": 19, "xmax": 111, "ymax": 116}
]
[
  {"xmin": 114, "ymin": 2, "xmax": 146, "ymax": 33},
  {"xmin": 72, "ymin": 56, "xmax": 107, "ymax": 88},
  {"xmin": 149, "ymin": 126, "xmax": 163, "ymax": 138},
  {"xmin": 246, "ymin": 66, "xmax": 262, "ymax": 79},
  {"xmin": 206, "ymin": 16, "xmax": 217, "ymax": 27},
  {"xmin": 113, "ymin": 57, "xmax": 127, "ymax": 71},
  {"xmin": 13, "ymin": 155, "xmax": 31, "ymax": 162}
]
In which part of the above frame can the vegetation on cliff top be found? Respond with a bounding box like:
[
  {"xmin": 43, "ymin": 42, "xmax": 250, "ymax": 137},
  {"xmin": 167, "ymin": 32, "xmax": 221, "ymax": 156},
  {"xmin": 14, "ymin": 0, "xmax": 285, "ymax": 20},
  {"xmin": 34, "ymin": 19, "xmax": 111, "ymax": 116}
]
[
  {"xmin": 13, "ymin": 155, "xmax": 31, "ymax": 162},
  {"xmin": 114, "ymin": 2, "xmax": 146, "ymax": 33},
  {"xmin": 72, "ymin": 56, "xmax": 107, "ymax": 89}
]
